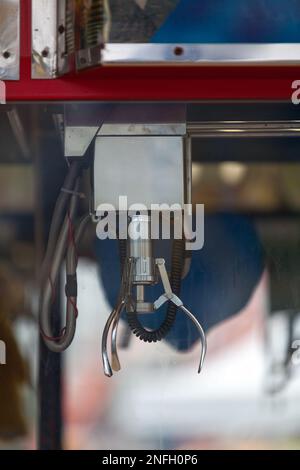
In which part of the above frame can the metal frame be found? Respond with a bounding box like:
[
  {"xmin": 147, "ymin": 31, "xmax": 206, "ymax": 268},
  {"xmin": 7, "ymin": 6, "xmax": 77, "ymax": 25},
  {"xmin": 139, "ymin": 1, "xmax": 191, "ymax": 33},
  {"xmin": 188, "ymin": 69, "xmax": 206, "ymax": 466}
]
[
  {"xmin": 65, "ymin": 120, "xmax": 300, "ymax": 157},
  {"xmin": 102, "ymin": 43, "xmax": 300, "ymax": 66},
  {"xmin": 32, "ymin": 0, "xmax": 70, "ymax": 79},
  {"xmin": 0, "ymin": 0, "xmax": 20, "ymax": 80},
  {"xmin": 63, "ymin": 103, "xmax": 187, "ymax": 156},
  {"xmin": 30, "ymin": 1, "xmax": 300, "ymax": 77},
  {"xmin": 187, "ymin": 121, "xmax": 300, "ymax": 138}
]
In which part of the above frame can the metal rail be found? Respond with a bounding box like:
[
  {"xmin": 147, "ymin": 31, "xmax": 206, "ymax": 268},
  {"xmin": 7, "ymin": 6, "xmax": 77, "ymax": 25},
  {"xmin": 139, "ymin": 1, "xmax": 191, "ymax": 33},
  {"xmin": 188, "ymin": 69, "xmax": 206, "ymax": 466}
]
[{"xmin": 187, "ymin": 121, "xmax": 300, "ymax": 138}]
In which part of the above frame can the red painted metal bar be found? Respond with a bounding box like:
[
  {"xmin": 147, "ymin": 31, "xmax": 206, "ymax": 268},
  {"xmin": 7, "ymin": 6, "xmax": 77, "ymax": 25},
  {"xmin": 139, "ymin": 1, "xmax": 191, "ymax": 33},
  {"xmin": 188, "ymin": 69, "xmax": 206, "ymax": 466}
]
[{"xmin": 6, "ymin": 2, "xmax": 300, "ymax": 101}]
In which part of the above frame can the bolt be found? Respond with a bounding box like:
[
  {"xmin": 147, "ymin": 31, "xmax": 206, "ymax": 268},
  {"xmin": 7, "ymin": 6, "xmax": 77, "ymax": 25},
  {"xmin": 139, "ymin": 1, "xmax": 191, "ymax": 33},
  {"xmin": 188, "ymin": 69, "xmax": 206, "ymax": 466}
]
[
  {"xmin": 58, "ymin": 24, "xmax": 65, "ymax": 34},
  {"xmin": 3, "ymin": 51, "xmax": 10, "ymax": 59},
  {"xmin": 174, "ymin": 46, "xmax": 184, "ymax": 56},
  {"xmin": 41, "ymin": 48, "xmax": 49, "ymax": 58}
]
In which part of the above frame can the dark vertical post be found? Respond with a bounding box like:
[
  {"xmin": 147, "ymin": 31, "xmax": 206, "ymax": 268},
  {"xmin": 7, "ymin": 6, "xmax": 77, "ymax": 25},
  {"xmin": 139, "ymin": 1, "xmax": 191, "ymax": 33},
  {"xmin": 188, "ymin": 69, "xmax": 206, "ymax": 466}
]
[
  {"xmin": 38, "ymin": 299, "xmax": 63, "ymax": 450},
  {"xmin": 32, "ymin": 105, "xmax": 66, "ymax": 450}
]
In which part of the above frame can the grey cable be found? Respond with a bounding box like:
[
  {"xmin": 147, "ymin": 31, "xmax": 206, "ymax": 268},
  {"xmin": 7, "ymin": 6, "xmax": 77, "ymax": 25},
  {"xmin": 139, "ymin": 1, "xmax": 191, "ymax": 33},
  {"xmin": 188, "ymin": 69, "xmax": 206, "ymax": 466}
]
[
  {"xmin": 40, "ymin": 162, "xmax": 81, "ymax": 288},
  {"xmin": 64, "ymin": 215, "xmax": 91, "ymax": 350},
  {"xmin": 39, "ymin": 179, "xmax": 81, "ymax": 352}
]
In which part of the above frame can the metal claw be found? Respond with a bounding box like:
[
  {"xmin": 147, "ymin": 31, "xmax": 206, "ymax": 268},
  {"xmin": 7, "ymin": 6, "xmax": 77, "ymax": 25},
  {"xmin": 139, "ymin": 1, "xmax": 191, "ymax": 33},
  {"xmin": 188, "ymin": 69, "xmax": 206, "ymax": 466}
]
[
  {"xmin": 102, "ymin": 301, "xmax": 124, "ymax": 377},
  {"xmin": 101, "ymin": 307, "xmax": 117, "ymax": 377},
  {"xmin": 178, "ymin": 304, "xmax": 207, "ymax": 373},
  {"xmin": 111, "ymin": 300, "xmax": 125, "ymax": 372},
  {"xmin": 110, "ymin": 258, "xmax": 135, "ymax": 371},
  {"xmin": 102, "ymin": 258, "xmax": 135, "ymax": 377},
  {"xmin": 154, "ymin": 259, "xmax": 207, "ymax": 374}
]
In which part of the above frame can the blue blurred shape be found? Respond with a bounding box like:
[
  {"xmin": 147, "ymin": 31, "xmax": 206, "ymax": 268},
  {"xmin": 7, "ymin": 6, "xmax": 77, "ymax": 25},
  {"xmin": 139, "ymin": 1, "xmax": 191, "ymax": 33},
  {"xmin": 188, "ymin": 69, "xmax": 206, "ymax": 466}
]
[{"xmin": 152, "ymin": 0, "xmax": 300, "ymax": 43}]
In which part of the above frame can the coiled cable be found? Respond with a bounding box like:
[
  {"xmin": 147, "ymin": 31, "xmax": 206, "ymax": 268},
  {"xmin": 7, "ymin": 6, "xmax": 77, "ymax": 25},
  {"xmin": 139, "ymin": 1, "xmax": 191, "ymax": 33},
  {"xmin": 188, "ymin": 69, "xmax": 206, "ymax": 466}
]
[{"xmin": 125, "ymin": 238, "xmax": 185, "ymax": 343}]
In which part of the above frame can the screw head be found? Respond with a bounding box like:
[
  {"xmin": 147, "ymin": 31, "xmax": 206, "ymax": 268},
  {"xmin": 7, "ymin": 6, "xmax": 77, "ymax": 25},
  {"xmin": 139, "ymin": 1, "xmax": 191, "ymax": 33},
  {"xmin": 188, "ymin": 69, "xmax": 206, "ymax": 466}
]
[
  {"xmin": 174, "ymin": 46, "xmax": 184, "ymax": 56},
  {"xmin": 3, "ymin": 51, "xmax": 10, "ymax": 59}
]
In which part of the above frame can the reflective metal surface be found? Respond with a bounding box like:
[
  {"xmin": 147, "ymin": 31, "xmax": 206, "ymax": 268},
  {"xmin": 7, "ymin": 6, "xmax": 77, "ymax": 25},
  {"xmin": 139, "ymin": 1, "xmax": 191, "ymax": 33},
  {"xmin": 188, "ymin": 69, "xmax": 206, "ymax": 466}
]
[
  {"xmin": 0, "ymin": 0, "xmax": 20, "ymax": 80},
  {"xmin": 188, "ymin": 121, "xmax": 300, "ymax": 138},
  {"xmin": 93, "ymin": 135, "xmax": 185, "ymax": 211},
  {"xmin": 154, "ymin": 258, "xmax": 207, "ymax": 374},
  {"xmin": 129, "ymin": 215, "xmax": 155, "ymax": 285},
  {"xmin": 32, "ymin": 0, "xmax": 70, "ymax": 79},
  {"xmin": 28, "ymin": 1, "xmax": 300, "ymax": 76},
  {"xmin": 65, "ymin": 119, "xmax": 300, "ymax": 159},
  {"xmin": 102, "ymin": 43, "xmax": 300, "ymax": 65},
  {"xmin": 98, "ymin": 123, "xmax": 186, "ymax": 136},
  {"xmin": 64, "ymin": 126, "xmax": 99, "ymax": 157},
  {"xmin": 75, "ymin": 0, "xmax": 111, "ymax": 71}
]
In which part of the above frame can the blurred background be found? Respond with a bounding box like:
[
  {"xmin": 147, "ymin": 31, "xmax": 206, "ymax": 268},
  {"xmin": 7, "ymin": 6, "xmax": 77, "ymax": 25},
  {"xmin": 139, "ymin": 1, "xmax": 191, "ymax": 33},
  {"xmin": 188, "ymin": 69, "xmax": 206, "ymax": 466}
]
[{"xmin": 1, "ymin": 102, "xmax": 300, "ymax": 450}]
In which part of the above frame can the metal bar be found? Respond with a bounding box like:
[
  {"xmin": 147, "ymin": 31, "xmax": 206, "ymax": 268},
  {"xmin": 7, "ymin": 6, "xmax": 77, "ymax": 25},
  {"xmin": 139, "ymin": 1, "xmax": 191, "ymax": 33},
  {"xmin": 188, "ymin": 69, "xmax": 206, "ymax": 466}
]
[
  {"xmin": 187, "ymin": 121, "xmax": 300, "ymax": 138},
  {"xmin": 32, "ymin": 0, "xmax": 69, "ymax": 79},
  {"xmin": 0, "ymin": 0, "xmax": 20, "ymax": 80},
  {"xmin": 65, "ymin": 119, "xmax": 300, "ymax": 159},
  {"xmin": 102, "ymin": 43, "xmax": 300, "ymax": 65}
]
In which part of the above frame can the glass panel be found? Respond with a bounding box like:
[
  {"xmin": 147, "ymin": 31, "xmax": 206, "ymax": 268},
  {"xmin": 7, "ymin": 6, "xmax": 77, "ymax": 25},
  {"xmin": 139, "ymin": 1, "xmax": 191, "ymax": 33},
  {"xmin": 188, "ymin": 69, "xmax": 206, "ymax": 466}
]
[
  {"xmin": 109, "ymin": 0, "xmax": 300, "ymax": 43},
  {"xmin": 1, "ymin": 102, "xmax": 300, "ymax": 450}
]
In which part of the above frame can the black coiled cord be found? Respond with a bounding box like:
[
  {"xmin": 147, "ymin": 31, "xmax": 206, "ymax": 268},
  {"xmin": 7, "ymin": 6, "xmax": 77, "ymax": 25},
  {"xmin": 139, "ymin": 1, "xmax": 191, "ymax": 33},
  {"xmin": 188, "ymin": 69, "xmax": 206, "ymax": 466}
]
[{"xmin": 119, "ymin": 238, "xmax": 185, "ymax": 343}]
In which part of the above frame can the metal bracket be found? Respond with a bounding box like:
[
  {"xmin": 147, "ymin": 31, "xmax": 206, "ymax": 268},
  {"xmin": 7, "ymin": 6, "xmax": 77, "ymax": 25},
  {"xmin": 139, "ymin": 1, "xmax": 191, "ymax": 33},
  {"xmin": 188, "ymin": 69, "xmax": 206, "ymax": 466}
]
[
  {"xmin": 32, "ymin": 0, "xmax": 111, "ymax": 78},
  {"xmin": 0, "ymin": 0, "xmax": 20, "ymax": 80},
  {"xmin": 64, "ymin": 126, "xmax": 100, "ymax": 157},
  {"xmin": 32, "ymin": 0, "xmax": 70, "ymax": 79},
  {"xmin": 75, "ymin": 0, "xmax": 111, "ymax": 71}
]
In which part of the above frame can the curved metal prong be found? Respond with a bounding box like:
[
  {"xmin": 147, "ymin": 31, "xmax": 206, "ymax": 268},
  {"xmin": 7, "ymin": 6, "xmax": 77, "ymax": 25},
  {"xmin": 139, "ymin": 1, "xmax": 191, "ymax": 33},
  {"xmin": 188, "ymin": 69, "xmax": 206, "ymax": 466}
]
[
  {"xmin": 179, "ymin": 305, "xmax": 207, "ymax": 373},
  {"xmin": 154, "ymin": 259, "xmax": 207, "ymax": 375},
  {"xmin": 102, "ymin": 258, "xmax": 136, "ymax": 377},
  {"xmin": 111, "ymin": 300, "xmax": 125, "ymax": 372},
  {"xmin": 102, "ymin": 306, "xmax": 119, "ymax": 377},
  {"xmin": 111, "ymin": 258, "xmax": 135, "ymax": 371}
]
